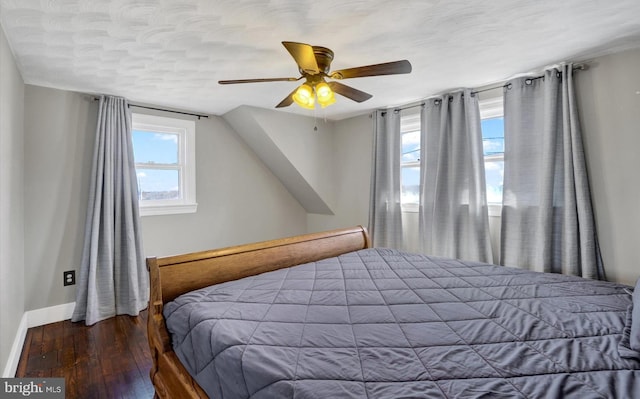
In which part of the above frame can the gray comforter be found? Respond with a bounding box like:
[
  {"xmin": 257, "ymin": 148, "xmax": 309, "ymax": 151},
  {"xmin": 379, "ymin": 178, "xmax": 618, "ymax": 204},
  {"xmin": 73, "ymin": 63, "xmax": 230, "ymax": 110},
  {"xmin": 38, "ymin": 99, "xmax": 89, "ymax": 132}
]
[{"xmin": 164, "ymin": 248, "xmax": 640, "ymax": 398}]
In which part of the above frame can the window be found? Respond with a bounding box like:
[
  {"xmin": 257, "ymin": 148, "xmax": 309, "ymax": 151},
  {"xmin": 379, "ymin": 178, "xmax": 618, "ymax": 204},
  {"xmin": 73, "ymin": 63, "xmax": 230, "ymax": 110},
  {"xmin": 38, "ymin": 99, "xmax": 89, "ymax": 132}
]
[
  {"xmin": 401, "ymin": 111, "xmax": 421, "ymax": 210},
  {"xmin": 400, "ymin": 99, "xmax": 503, "ymax": 212},
  {"xmin": 132, "ymin": 113, "xmax": 197, "ymax": 216},
  {"xmin": 479, "ymin": 97, "xmax": 505, "ymax": 208}
]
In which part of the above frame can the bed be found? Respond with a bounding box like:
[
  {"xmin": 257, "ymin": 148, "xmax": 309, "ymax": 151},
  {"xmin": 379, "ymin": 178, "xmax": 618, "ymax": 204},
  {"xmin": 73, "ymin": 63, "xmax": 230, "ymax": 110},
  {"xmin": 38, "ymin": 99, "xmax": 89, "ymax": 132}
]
[{"xmin": 147, "ymin": 226, "xmax": 640, "ymax": 398}]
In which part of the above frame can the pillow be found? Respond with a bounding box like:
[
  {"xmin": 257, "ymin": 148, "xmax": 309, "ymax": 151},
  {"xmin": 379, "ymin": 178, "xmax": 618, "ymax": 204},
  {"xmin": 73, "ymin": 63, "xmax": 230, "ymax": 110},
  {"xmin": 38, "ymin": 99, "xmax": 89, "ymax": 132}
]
[{"xmin": 619, "ymin": 278, "xmax": 640, "ymax": 359}]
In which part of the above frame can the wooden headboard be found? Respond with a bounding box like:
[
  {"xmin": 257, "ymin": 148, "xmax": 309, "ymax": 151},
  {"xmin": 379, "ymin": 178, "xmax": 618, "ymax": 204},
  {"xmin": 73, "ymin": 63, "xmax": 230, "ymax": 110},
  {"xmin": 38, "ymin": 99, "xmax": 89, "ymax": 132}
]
[{"xmin": 146, "ymin": 226, "xmax": 371, "ymax": 398}]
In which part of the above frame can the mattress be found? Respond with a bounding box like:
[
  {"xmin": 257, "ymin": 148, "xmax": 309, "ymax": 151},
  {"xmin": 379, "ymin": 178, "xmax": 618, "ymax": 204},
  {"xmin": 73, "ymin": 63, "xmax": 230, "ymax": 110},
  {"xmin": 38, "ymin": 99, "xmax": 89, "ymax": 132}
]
[{"xmin": 163, "ymin": 248, "xmax": 640, "ymax": 398}]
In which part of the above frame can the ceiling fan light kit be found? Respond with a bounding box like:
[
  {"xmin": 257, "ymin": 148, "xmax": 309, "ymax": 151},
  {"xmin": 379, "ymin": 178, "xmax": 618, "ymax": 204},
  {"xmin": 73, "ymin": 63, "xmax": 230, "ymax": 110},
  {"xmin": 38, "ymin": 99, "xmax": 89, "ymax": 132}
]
[
  {"xmin": 315, "ymin": 82, "xmax": 336, "ymax": 108},
  {"xmin": 292, "ymin": 83, "xmax": 315, "ymax": 109},
  {"xmin": 292, "ymin": 79, "xmax": 336, "ymax": 109},
  {"xmin": 219, "ymin": 41, "xmax": 412, "ymax": 110}
]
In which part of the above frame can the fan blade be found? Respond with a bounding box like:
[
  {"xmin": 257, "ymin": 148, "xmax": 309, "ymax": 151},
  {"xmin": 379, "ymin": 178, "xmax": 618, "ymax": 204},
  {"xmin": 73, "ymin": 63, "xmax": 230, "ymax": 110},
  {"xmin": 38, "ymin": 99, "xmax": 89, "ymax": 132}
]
[
  {"xmin": 219, "ymin": 77, "xmax": 300, "ymax": 84},
  {"xmin": 282, "ymin": 41, "xmax": 320, "ymax": 75},
  {"xmin": 330, "ymin": 60, "xmax": 412, "ymax": 80},
  {"xmin": 328, "ymin": 81, "xmax": 372, "ymax": 103},
  {"xmin": 275, "ymin": 88, "xmax": 297, "ymax": 108}
]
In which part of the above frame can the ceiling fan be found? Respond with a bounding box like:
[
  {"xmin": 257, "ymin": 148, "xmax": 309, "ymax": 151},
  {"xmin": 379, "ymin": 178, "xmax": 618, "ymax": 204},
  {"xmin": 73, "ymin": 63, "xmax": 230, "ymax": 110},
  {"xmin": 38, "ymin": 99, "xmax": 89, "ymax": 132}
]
[{"xmin": 218, "ymin": 41, "xmax": 412, "ymax": 109}]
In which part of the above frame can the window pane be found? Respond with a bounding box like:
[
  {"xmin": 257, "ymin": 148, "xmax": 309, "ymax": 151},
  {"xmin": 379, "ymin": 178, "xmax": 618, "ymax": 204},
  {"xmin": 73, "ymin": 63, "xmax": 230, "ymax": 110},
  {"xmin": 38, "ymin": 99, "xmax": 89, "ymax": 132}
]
[
  {"xmin": 401, "ymin": 165, "xmax": 420, "ymax": 204},
  {"xmin": 402, "ymin": 130, "xmax": 420, "ymax": 163},
  {"xmin": 485, "ymin": 160, "xmax": 504, "ymax": 204},
  {"xmin": 401, "ymin": 111, "xmax": 421, "ymax": 207},
  {"xmin": 481, "ymin": 117, "xmax": 504, "ymax": 156},
  {"xmin": 481, "ymin": 114, "xmax": 504, "ymax": 204},
  {"xmin": 132, "ymin": 130, "xmax": 179, "ymax": 164},
  {"xmin": 136, "ymin": 168, "xmax": 180, "ymax": 200}
]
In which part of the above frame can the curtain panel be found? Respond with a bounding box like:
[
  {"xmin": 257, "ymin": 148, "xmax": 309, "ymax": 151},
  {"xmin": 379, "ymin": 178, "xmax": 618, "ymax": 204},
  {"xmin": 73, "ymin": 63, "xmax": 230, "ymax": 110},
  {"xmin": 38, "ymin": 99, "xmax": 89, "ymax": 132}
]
[
  {"xmin": 72, "ymin": 95, "xmax": 149, "ymax": 325},
  {"xmin": 500, "ymin": 65, "xmax": 605, "ymax": 279},
  {"xmin": 368, "ymin": 110, "xmax": 404, "ymax": 249},
  {"xmin": 418, "ymin": 90, "xmax": 493, "ymax": 263}
]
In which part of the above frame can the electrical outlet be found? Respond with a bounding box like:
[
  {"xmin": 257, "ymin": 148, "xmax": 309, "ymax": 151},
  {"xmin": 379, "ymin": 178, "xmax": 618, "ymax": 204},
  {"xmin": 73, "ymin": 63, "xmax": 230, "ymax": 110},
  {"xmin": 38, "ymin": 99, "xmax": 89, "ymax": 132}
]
[{"xmin": 63, "ymin": 270, "xmax": 76, "ymax": 286}]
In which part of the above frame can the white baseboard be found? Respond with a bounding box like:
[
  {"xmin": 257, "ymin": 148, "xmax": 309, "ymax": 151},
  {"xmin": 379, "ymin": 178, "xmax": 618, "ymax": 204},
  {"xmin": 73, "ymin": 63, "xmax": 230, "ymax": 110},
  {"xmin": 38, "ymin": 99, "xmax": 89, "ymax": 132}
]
[
  {"xmin": 2, "ymin": 302, "xmax": 75, "ymax": 378},
  {"xmin": 2, "ymin": 313, "xmax": 27, "ymax": 378},
  {"xmin": 26, "ymin": 302, "xmax": 75, "ymax": 329}
]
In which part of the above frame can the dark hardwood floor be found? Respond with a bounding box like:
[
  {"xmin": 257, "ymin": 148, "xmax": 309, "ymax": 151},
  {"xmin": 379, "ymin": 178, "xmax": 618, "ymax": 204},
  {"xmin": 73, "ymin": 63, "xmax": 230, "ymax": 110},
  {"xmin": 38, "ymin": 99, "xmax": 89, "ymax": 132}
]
[{"xmin": 16, "ymin": 310, "xmax": 155, "ymax": 399}]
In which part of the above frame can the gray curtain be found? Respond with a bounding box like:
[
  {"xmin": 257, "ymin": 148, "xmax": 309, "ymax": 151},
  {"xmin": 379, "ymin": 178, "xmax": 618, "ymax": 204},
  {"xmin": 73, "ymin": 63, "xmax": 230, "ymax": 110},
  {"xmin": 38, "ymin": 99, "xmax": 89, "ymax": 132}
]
[
  {"xmin": 500, "ymin": 65, "xmax": 605, "ymax": 279},
  {"xmin": 72, "ymin": 95, "xmax": 148, "ymax": 325},
  {"xmin": 368, "ymin": 110, "xmax": 404, "ymax": 248},
  {"xmin": 419, "ymin": 90, "xmax": 493, "ymax": 263}
]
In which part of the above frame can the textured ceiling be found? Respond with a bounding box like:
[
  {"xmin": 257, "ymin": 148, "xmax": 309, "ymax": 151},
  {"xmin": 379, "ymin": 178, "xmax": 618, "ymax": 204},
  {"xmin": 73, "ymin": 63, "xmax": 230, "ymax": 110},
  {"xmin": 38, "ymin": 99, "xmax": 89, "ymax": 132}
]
[{"xmin": 2, "ymin": 0, "xmax": 640, "ymax": 120}]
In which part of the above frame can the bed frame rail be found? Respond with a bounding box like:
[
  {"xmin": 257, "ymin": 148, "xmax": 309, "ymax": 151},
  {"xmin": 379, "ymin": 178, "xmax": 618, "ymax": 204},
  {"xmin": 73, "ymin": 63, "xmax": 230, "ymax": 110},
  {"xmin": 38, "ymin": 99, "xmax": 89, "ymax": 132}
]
[{"xmin": 147, "ymin": 226, "xmax": 371, "ymax": 398}]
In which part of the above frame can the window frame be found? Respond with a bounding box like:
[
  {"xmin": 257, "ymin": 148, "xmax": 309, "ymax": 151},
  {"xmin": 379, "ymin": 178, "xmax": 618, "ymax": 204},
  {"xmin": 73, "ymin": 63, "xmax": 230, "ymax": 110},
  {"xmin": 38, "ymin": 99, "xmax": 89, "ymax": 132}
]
[
  {"xmin": 479, "ymin": 97, "xmax": 504, "ymax": 216},
  {"xmin": 397, "ymin": 98, "xmax": 504, "ymax": 215},
  {"xmin": 131, "ymin": 113, "xmax": 197, "ymax": 216},
  {"xmin": 400, "ymin": 110, "xmax": 421, "ymax": 213}
]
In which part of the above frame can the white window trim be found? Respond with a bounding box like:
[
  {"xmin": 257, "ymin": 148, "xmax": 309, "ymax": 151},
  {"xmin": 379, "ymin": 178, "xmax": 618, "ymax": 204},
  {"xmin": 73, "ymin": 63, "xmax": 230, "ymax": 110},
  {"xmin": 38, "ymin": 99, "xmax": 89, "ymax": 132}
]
[
  {"xmin": 479, "ymin": 97, "xmax": 503, "ymax": 119},
  {"xmin": 132, "ymin": 113, "xmax": 197, "ymax": 216},
  {"xmin": 400, "ymin": 161, "xmax": 420, "ymax": 214},
  {"xmin": 488, "ymin": 204, "xmax": 502, "ymax": 217}
]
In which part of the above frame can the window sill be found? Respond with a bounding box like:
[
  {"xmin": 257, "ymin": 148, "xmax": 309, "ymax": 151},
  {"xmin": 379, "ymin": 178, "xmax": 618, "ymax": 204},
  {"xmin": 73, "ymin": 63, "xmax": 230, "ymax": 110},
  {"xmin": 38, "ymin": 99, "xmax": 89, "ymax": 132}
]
[
  {"xmin": 140, "ymin": 203, "xmax": 198, "ymax": 217},
  {"xmin": 402, "ymin": 203, "xmax": 502, "ymax": 217},
  {"xmin": 488, "ymin": 203, "xmax": 502, "ymax": 217},
  {"xmin": 401, "ymin": 204, "xmax": 419, "ymax": 213}
]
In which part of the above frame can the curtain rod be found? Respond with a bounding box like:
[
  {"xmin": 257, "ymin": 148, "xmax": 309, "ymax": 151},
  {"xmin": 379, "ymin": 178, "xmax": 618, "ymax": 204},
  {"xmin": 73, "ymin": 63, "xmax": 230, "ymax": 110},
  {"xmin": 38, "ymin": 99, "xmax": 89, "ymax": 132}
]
[
  {"xmin": 92, "ymin": 96, "xmax": 209, "ymax": 119},
  {"xmin": 379, "ymin": 102, "xmax": 425, "ymax": 116},
  {"xmin": 471, "ymin": 63, "xmax": 586, "ymax": 95},
  {"xmin": 127, "ymin": 104, "xmax": 209, "ymax": 120},
  {"xmin": 384, "ymin": 63, "xmax": 586, "ymax": 115}
]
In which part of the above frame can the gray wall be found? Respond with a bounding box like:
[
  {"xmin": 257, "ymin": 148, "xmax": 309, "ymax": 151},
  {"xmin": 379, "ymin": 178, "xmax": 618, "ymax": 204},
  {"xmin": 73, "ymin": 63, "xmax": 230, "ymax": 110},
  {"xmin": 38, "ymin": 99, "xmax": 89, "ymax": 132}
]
[
  {"xmin": 245, "ymin": 106, "xmax": 337, "ymax": 210},
  {"xmin": 23, "ymin": 86, "xmax": 96, "ymax": 311},
  {"xmin": 307, "ymin": 113, "xmax": 373, "ymax": 232},
  {"xmin": 22, "ymin": 87, "xmax": 308, "ymax": 311},
  {"xmin": 223, "ymin": 106, "xmax": 335, "ymax": 215},
  {"xmin": 0, "ymin": 27, "xmax": 25, "ymax": 374},
  {"xmin": 576, "ymin": 47, "xmax": 640, "ymax": 286},
  {"xmin": 138, "ymin": 107, "xmax": 308, "ymax": 257}
]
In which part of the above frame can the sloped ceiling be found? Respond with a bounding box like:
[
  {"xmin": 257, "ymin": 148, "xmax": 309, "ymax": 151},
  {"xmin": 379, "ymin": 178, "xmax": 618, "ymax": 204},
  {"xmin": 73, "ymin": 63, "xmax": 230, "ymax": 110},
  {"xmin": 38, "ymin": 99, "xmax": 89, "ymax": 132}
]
[
  {"xmin": 1, "ymin": 0, "xmax": 640, "ymax": 120},
  {"xmin": 223, "ymin": 105, "xmax": 335, "ymax": 215}
]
